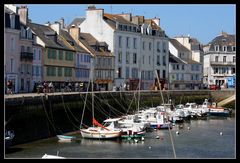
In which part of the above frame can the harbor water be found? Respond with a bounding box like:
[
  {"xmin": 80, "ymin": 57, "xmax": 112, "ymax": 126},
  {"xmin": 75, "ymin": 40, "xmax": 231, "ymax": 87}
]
[{"xmin": 5, "ymin": 116, "xmax": 235, "ymax": 159}]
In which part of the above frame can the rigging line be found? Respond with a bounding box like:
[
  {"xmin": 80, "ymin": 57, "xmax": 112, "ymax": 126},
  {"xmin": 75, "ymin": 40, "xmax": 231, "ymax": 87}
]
[
  {"xmin": 96, "ymin": 91, "xmax": 123, "ymax": 115},
  {"xmin": 94, "ymin": 93, "xmax": 124, "ymax": 117},
  {"xmin": 41, "ymin": 95, "xmax": 57, "ymax": 134},
  {"xmin": 65, "ymin": 104, "xmax": 80, "ymax": 123},
  {"xmin": 155, "ymin": 71, "xmax": 176, "ymax": 159},
  {"xmin": 48, "ymin": 99, "xmax": 63, "ymax": 134},
  {"xmin": 124, "ymin": 90, "xmax": 137, "ymax": 115},
  {"xmin": 61, "ymin": 94, "xmax": 80, "ymax": 129},
  {"xmin": 80, "ymin": 67, "xmax": 92, "ymax": 129},
  {"xmin": 109, "ymin": 91, "xmax": 128, "ymax": 113},
  {"xmin": 91, "ymin": 95, "xmax": 111, "ymax": 119},
  {"xmin": 98, "ymin": 92, "xmax": 126, "ymax": 116}
]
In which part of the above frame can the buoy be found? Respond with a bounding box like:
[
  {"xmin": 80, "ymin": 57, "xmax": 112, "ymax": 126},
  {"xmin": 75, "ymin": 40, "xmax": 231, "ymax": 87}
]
[
  {"xmin": 156, "ymin": 136, "xmax": 160, "ymax": 139},
  {"xmin": 220, "ymin": 132, "xmax": 223, "ymax": 136},
  {"xmin": 188, "ymin": 127, "xmax": 190, "ymax": 130},
  {"xmin": 176, "ymin": 131, "xmax": 179, "ymax": 135},
  {"xmin": 134, "ymin": 139, "xmax": 138, "ymax": 143},
  {"xmin": 149, "ymin": 146, "xmax": 152, "ymax": 149}
]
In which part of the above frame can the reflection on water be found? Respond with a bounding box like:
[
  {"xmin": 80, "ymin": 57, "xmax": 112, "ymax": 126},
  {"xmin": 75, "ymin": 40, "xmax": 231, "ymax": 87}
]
[{"xmin": 5, "ymin": 117, "xmax": 235, "ymax": 159}]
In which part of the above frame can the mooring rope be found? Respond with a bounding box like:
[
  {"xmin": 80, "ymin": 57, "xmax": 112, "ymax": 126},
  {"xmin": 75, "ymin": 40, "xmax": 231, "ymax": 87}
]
[{"xmin": 41, "ymin": 95, "xmax": 57, "ymax": 134}]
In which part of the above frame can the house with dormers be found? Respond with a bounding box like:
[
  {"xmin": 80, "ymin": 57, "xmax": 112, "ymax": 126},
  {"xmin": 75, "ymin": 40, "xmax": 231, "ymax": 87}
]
[
  {"xmin": 203, "ymin": 32, "xmax": 235, "ymax": 88},
  {"xmin": 69, "ymin": 25, "xmax": 115, "ymax": 91},
  {"xmin": 69, "ymin": 5, "xmax": 169, "ymax": 90},
  {"xmin": 49, "ymin": 21, "xmax": 92, "ymax": 91},
  {"xmin": 28, "ymin": 22, "xmax": 76, "ymax": 91},
  {"xmin": 4, "ymin": 5, "xmax": 21, "ymax": 93},
  {"xmin": 169, "ymin": 39, "xmax": 202, "ymax": 90}
]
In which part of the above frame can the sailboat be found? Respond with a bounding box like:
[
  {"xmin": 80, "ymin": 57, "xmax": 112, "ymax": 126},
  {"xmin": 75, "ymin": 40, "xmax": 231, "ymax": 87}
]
[{"xmin": 80, "ymin": 59, "xmax": 121, "ymax": 139}]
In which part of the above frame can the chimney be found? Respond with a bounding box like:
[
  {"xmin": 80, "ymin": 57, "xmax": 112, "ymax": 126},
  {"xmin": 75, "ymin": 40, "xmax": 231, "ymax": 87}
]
[
  {"xmin": 86, "ymin": 6, "xmax": 104, "ymax": 21},
  {"xmin": 152, "ymin": 17, "xmax": 160, "ymax": 27},
  {"xmin": 50, "ymin": 22, "xmax": 61, "ymax": 35},
  {"xmin": 58, "ymin": 17, "xmax": 64, "ymax": 29},
  {"xmin": 69, "ymin": 25, "xmax": 80, "ymax": 42},
  {"xmin": 18, "ymin": 5, "xmax": 28, "ymax": 25},
  {"xmin": 118, "ymin": 13, "xmax": 132, "ymax": 21}
]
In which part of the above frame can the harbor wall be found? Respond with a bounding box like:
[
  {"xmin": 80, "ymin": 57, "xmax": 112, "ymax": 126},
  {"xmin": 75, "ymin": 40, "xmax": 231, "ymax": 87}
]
[{"xmin": 5, "ymin": 90, "xmax": 235, "ymax": 145}]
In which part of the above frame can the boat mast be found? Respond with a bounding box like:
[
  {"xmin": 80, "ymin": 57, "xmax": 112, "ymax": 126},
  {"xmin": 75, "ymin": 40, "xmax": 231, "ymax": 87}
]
[{"xmin": 91, "ymin": 58, "xmax": 94, "ymax": 126}]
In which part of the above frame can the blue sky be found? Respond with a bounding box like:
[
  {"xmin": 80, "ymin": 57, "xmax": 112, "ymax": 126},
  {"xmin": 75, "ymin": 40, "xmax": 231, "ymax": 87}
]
[{"xmin": 26, "ymin": 4, "xmax": 235, "ymax": 45}]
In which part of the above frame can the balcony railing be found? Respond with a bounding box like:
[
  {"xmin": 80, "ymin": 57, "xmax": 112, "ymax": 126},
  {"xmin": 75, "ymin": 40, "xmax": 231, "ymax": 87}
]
[
  {"xmin": 210, "ymin": 61, "xmax": 235, "ymax": 66},
  {"xmin": 20, "ymin": 52, "xmax": 33, "ymax": 61}
]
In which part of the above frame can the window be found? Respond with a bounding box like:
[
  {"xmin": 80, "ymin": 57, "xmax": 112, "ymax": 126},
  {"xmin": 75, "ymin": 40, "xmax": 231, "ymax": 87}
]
[
  {"xmin": 27, "ymin": 47, "xmax": 31, "ymax": 53},
  {"xmin": 215, "ymin": 56, "xmax": 219, "ymax": 62},
  {"xmin": 10, "ymin": 14, "xmax": 15, "ymax": 29},
  {"xmin": 10, "ymin": 37, "xmax": 15, "ymax": 51},
  {"xmin": 59, "ymin": 50, "xmax": 63, "ymax": 60},
  {"xmin": 157, "ymin": 42, "xmax": 160, "ymax": 52},
  {"xmin": 215, "ymin": 45, "xmax": 219, "ymax": 51},
  {"xmin": 133, "ymin": 38, "xmax": 137, "ymax": 49},
  {"xmin": 163, "ymin": 70, "xmax": 166, "ymax": 79},
  {"xmin": 176, "ymin": 64, "xmax": 179, "ymax": 70},
  {"xmin": 65, "ymin": 51, "xmax": 73, "ymax": 61},
  {"xmin": 58, "ymin": 67, "xmax": 62, "ymax": 76},
  {"xmin": 10, "ymin": 58, "xmax": 14, "ymax": 72},
  {"xmin": 149, "ymin": 42, "xmax": 151, "ymax": 51},
  {"xmin": 21, "ymin": 46, "xmax": 24, "ymax": 52},
  {"xmin": 223, "ymin": 46, "xmax": 227, "ymax": 52},
  {"xmin": 143, "ymin": 41, "xmax": 145, "ymax": 50},
  {"xmin": 163, "ymin": 42, "xmax": 166, "ymax": 53},
  {"xmin": 149, "ymin": 56, "xmax": 151, "ymax": 65},
  {"xmin": 118, "ymin": 36, "xmax": 122, "ymax": 48},
  {"xmin": 182, "ymin": 65, "xmax": 184, "ymax": 70},
  {"xmin": 162, "ymin": 55, "xmax": 166, "ymax": 65},
  {"xmin": 223, "ymin": 56, "xmax": 226, "ymax": 62},
  {"xmin": 214, "ymin": 67, "xmax": 218, "ymax": 74},
  {"xmin": 118, "ymin": 67, "xmax": 122, "ymax": 78},
  {"xmin": 133, "ymin": 53, "xmax": 137, "ymax": 64},
  {"xmin": 131, "ymin": 68, "xmax": 138, "ymax": 79},
  {"xmin": 233, "ymin": 56, "xmax": 235, "ymax": 62},
  {"xmin": 126, "ymin": 37, "xmax": 130, "ymax": 48},
  {"xmin": 231, "ymin": 68, "xmax": 235, "ymax": 74},
  {"xmin": 172, "ymin": 64, "xmax": 175, "ymax": 70},
  {"xmin": 157, "ymin": 55, "xmax": 160, "ymax": 65},
  {"xmin": 64, "ymin": 67, "xmax": 72, "ymax": 77},
  {"xmin": 126, "ymin": 67, "xmax": 129, "ymax": 78},
  {"xmin": 118, "ymin": 51, "xmax": 122, "ymax": 63},
  {"xmin": 142, "ymin": 55, "xmax": 144, "ymax": 64},
  {"xmin": 126, "ymin": 52, "xmax": 130, "ymax": 64},
  {"xmin": 33, "ymin": 49, "xmax": 36, "ymax": 60},
  {"xmin": 35, "ymin": 66, "xmax": 39, "ymax": 76},
  {"xmin": 232, "ymin": 46, "xmax": 236, "ymax": 51}
]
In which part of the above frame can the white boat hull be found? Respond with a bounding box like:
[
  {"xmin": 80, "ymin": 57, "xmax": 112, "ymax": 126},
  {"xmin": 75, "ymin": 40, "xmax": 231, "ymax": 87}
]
[{"xmin": 80, "ymin": 128, "xmax": 121, "ymax": 139}]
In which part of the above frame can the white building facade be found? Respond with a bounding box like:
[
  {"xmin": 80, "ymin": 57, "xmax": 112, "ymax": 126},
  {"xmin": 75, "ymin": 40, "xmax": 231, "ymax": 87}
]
[
  {"xmin": 75, "ymin": 6, "xmax": 169, "ymax": 90},
  {"xmin": 203, "ymin": 32, "xmax": 236, "ymax": 88},
  {"xmin": 169, "ymin": 39, "xmax": 202, "ymax": 90}
]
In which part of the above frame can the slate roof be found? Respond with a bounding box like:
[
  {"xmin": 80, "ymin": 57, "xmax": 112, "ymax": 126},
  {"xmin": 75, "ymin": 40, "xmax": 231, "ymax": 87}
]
[
  {"xmin": 169, "ymin": 53, "xmax": 185, "ymax": 64},
  {"xmin": 60, "ymin": 29, "xmax": 88, "ymax": 53},
  {"xmin": 67, "ymin": 17, "xmax": 85, "ymax": 29},
  {"xmin": 170, "ymin": 39, "xmax": 191, "ymax": 53},
  {"xmin": 28, "ymin": 22, "xmax": 73, "ymax": 51},
  {"xmin": 208, "ymin": 32, "xmax": 235, "ymax": 51},
  {"xmin": 78, "ymin": 33, "xmax": 113, "ymax": 57}
]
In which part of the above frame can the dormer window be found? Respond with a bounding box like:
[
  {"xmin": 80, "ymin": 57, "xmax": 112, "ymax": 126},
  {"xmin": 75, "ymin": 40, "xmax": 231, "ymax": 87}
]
[
  {"xmin": 223, "ymin": 46, "xmax": 227, "ymax": 52},
  {"xmin": 10, "ymin": 14, "xmax": 15, "ymax": 29},
  {"xmin": 232, "ymin": 46, "xmax": 236, "ymax": 51},
  {"xmin": 215, "ymin": 45, "xmax": 219, "ymax": 51},
  {"xmin": 118, "ymin": 24, "xmax": 122, "ymax": 30}
]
